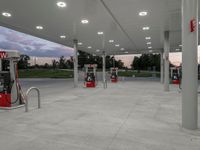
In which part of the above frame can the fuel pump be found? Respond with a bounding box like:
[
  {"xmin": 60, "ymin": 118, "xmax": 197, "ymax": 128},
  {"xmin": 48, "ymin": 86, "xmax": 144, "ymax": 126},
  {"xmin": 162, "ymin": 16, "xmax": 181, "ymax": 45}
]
[
  {"xmin": 110, "ymin": 67, "xmax": 118, "ymax": 83},
  {"xmin": 170, "ymin": 67, "xmax": 181, "ymax": 85},
  {"xmin": 84, "ymin": 64, "xmax": 97, "ymax": 88},
  {"xmin": 0, "ymin": 50, "xmax": 25, "ymax": 109}
]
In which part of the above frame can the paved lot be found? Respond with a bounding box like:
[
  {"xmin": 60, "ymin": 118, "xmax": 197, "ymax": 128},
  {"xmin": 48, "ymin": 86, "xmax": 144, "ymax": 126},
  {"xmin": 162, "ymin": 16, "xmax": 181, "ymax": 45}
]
[{"xmin": 0, "ymin": 78, "xmax": 200, "ymax": 150}]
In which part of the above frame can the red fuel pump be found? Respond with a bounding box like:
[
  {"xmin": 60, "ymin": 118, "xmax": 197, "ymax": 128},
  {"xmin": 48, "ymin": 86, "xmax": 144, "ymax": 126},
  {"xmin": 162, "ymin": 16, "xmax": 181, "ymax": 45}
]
[
  {"xmin": 0, "ymin": 50, "xmax": 25, "ymax": 109},
  {"xmin": 170, "ymin": 67, "xmax": 181, "ymax": 85},
  {"xmin": 84, "ymin": 64, "xmax": 97, "ymax": 88},
  {"xmin": 110, "ymin": 68, "xmax": 118, "ymax": 83}
]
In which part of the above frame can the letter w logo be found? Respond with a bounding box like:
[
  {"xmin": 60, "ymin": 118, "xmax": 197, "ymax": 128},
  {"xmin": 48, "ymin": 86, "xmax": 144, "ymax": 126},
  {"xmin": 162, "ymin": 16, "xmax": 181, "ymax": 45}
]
[{"xmin": 0, "ymin": 51, "xmax": 8, "ymax": 58}]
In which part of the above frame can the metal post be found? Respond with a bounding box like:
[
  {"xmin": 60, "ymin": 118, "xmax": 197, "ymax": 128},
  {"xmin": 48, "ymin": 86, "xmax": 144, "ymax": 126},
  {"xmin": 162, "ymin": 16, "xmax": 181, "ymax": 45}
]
[
  {"xmin": 102, "ymin": 51, "xmax": 106, "ymax": 89},
  {"xmin": 73, "ymin": 39, "xmax": 78, "ymax": 88},
  {"xmin": 170, "ymin": 68, "xmax": 173, "ymax": 79},
  {"xmin": 182, "ymin": 0, "xmax": 198, "ymax": 130},
  {"xmin": 25, "ymin": 87, "xmax": 41, "ymax": 112},
  {"xmin": 164, "ymin": 31, "xmax": 170, "ymax": 92},
  {"xmin": 10, "ymin": 60, "xmax": 19, "ymax": 105},
  {"xmin": 113, "ymin": 56, "xmax": 115, "ymax": 68},
  {"xmin": 0, "ymin": 59, "xmax": 2, "ymax": 71},
  {"xmin": 160, "ymin": 51, "xmax": 164, "ymax": 83}
]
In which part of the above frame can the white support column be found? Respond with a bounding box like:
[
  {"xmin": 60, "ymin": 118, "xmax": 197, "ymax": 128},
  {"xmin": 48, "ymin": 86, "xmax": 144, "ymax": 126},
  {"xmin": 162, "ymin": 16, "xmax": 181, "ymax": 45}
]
[
  {"xmin": 73, "ymin": 39, "xmax": 78, "ymax": 88},
  {"xmin": 182, "ymin": 0, "xmax": 198, "ymax": 130},
  {"xmin": 164, "ymin": 31, "xmax": 170, "ymax": 91},
  {"xmin": 102, "ymin": 51, "xmax": 106, "ymax": 89},
  {"xmin": 160, "ymin": 51, "xmax": 164, "ymax": 84}
]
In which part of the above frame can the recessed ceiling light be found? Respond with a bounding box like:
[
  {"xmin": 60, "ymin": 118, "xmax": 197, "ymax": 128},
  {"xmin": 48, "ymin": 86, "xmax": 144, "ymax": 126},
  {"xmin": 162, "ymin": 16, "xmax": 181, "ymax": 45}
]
[
  {"xmin": 139, "ymin": 11, "xmax": 148, "ymax": 16},
  {"xmin": 2, "ymin": 12, "xmax": 12, "ymax": 17},
  {"xmin": 120, "ymin": 48, "xmax": 125, "ymax": 51},
  {"xmin": 147, "ymin": 42, "xmax": 152, "ymax": 45},
  {"xmin": 81, "ymin": 19, "xmax": 89, "ymax": 24},
  {"xmin": 36, "ymin": 26, "xmax": 43, "ymax": 30},
  {"xmin": 125, "ymin": 52, "xmax": 129, "ymax": 54},
  {"xmin": 88, "ymin": 46, "xmax": 92, "ymax": 49},
  {"xmin": 60, "ymin": 35, "xmax": 66, "ymax": 39},
  {"xmin": 109, "ymin": 40, "xmax": 114, "ymax": 43},
  {"xmin": 145, "ymin": 37, "xmax": 151, "ymax": 40},
  {"xmin": 143, "ymin": 26, "xmax": 150, "ymax": 30},
  {"xmin": 148, "ymin": 46, "xmax": 152, "ymax": 49},
  {"xmin": 176, "ymin": 49, "xmax": 180, "ymax": 51},
  {"xmin": 96, "ymin": 49, "xmax": 100, "ymax": 52},
  {"xmin": 179, "ymin": 44, "xmax": 182, "ymax": 47},
  {"xmin": 115, "ymin": 44, "xmax": 120, "ymax": 47},
  {"xmin": 78, "ymin": 42, "xmax": 83, "ymax": 45},
  {"xmin": 149, "ymin": 50, "xmax": 153, "ymax": 53},
  {"xmin": 57, "ymin": 1, "xmax": 67, "ymax": 8},
  {"xmin": 97, "ymin": 31, "xmax": 104, "ymax": 35}
]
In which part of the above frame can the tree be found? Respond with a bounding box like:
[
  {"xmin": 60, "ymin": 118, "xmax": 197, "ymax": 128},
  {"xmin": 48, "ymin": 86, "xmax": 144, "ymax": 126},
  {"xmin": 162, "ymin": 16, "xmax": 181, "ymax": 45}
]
[
  {"xmin": 58, "ymin": 56, "xmax": 66, "ymax": 69},
  {"xmin": 18, "ymin": 55, "xmax": 30, "ymax": 69},
  {"xmin": 44, "ymin": 63, "xmax": 50, "ymax": 69},
  {"xmin": 131, "ymin": 53, "xmax": 175, "ymax": 72},
  {"xmin": 77, "ymin": 50, "xmax": 125, "ymax": 69},
  {"xmin": 132, "ymin": 56, "xmax": 142, "ymax": 72},
  {"xmin": 66, "ymin": 57, "xmax": 74, "ymax": 69},
  {"xmin": 115, "ymin": 59, "xmax": 124, "ymax": 69},
  {"xmin": 52, "ymin": 59, "xmax": 58, "ymax": 70}
]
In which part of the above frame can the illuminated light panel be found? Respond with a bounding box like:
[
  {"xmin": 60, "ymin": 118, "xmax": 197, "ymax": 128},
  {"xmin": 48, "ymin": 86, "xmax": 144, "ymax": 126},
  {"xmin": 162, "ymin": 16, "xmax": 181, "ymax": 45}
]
[
  {"xmin": 36, "ymin": 26, "xmax": 43, "ymax": 30},
  {"xmin": 81, "ymin": 19, "xmax": 89, "ymax": 24},
  {"xmin": 97, "ymin": 31, "xmax": 104, "ymax": 35},
  {"xmin": 145, "ymin": 37, "xmax": 151, "ymax": 40},
  {"xmin": 88, "ymin": 46, "xmax": 92, "ymax": 49},
  {"xmin": 139, "ymin": 11, "xmax": 148, "ymax": 16},
  {"xmin": 57, "ymin": 1, "xmax": 67, "ymax": 8},
  {"xmin": 143, "ymin": 26, "xmax": 150, "ymax": 30},
  {"xmin": 2, "ymin": 12, "xmax": 11, "ymax": 17},
  {"xmin": 60, "ymin": 35, "xmax": 66, "ymax": 39}
]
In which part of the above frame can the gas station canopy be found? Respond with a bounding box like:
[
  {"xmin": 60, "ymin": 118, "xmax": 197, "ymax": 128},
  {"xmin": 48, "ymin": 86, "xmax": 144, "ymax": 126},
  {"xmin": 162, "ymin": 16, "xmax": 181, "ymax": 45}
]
[{"xmin": 0, "ymin": 0, "xmax": 198, "ymax": 55}]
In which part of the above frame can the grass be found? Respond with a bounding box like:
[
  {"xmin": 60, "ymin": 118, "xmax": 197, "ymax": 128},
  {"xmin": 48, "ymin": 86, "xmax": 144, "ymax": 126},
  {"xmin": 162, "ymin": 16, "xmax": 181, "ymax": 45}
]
[
  {"xmin": 118, "ymin": 70, "xmax": 160, "ymax": 78},
  {"xmin": 19, "ymin": 69, "xmax": 73, "ymax": 78}
]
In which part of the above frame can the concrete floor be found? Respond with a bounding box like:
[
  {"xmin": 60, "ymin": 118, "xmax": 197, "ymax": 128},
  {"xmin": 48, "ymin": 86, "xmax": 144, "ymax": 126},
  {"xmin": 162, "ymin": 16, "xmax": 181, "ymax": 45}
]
[{"xmin": 0, "ymin": 78, "xmax": 200, "ymax": 150}]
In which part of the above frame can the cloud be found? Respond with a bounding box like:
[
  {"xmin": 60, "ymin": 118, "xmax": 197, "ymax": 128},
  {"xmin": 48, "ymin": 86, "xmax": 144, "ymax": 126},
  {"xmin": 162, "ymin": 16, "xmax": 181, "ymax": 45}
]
[
  {"xmin": 0, "ymin": 26, "xmax": 74, "ymax": 57},
  {"xmin": 0, "ymin": 41, "xmax": 25, "ymax": 51},
  {"xmin": 27, "ymin": 48, "xmax": 72, "ymax": 57}
]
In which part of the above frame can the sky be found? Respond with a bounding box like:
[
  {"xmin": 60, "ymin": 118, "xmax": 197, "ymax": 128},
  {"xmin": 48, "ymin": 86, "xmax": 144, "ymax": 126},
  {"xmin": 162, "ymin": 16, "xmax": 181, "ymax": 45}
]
[
  {"xmin": 0, "ymin": 26, "xmax": 187, "ymax": 67},
  {"xmin": 116, "ymin": 53, "xmax": 183, "ymax": 68},
  {"xmin": 0, "ymin": 26, "xmax": 74, "ymax": 58}
]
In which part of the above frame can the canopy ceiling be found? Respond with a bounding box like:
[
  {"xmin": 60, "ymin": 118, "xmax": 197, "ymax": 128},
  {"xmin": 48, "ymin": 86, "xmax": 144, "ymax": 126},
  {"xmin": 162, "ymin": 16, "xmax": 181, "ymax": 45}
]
[{"xmin": 0, "ymin": 0, "xmax": 198, "ymax": 55}]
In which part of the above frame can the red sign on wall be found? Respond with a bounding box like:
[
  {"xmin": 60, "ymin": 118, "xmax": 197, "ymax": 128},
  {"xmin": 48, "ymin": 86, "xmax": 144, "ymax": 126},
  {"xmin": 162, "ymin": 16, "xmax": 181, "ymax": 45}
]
[
  {"xmin": 0, "ymin": 51, "xmax": 8, "ymax": 59},
  {"xmin": 190, "ymin": 19, "xmax": 197, "ymax": 32}
]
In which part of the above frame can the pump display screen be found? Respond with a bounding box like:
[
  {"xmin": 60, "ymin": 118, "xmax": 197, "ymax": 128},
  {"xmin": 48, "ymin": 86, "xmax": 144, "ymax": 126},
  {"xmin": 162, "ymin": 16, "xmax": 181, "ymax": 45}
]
[
  {"xmin": 2, "ymin": 60, "xmax": 10, "ymax": 71},
  {"xmin": 0, "ymin": 79, "xmax": 4, "ymax": 92},
  {"xmin": 0, "ymin": 72, "xmax": 12, "ymax": 93},
  {"xmin": 88, "ymin": 68, "xmax": 93, "ymax": 73}
]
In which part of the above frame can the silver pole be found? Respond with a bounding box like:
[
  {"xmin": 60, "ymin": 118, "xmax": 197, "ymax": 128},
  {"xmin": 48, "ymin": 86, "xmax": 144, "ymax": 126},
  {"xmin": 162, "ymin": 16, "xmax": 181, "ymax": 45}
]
[
  {"xmin": 0, "ymin": 59, "xmax": 2, "ymax": 71},
  {"xmin": 10, "ymin": 60, "xmax": 19, "ymax": 105},
  {"xmin": 164, "ymin": 31, "xmax": 170, "ymax": 92},
  {"xmin": 102, "ymin": 51, "xmax": 106, "ymax": 89},
  {"xmin": 73, "ymin": 39, "xmax": 79, "ymax": 88},
  {"xmin": 113, "ymin": 56, "xmax": 115, "ymax": 68},
  {"xmin": 160, "ymin": 51, "xmax": 164, "ymax": 83},
  {"xmin": 182, "ymin": 0, "xmax": 198, "ymax": 130}
]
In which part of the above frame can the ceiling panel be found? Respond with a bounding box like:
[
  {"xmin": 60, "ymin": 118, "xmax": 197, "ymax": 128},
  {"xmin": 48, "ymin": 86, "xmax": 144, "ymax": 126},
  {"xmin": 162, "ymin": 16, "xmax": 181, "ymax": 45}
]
[{"xmin": 0, "ymin": 0, "xmax": 196, "ymax": 55}]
